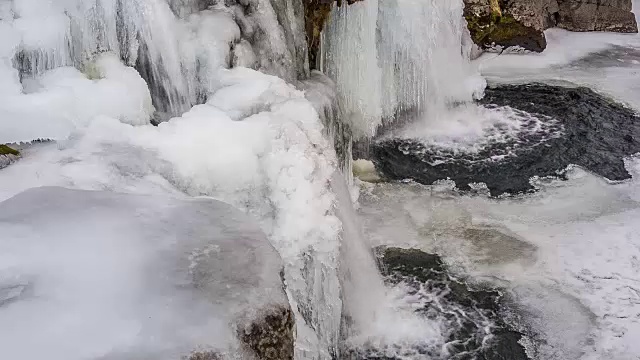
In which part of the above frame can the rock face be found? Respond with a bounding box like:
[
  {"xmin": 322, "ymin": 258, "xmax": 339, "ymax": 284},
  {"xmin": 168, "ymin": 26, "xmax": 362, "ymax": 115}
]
[
  {"xmin": 0, "ymin": 187, "xmax": 294, "ymax": 360},
  {"xmin": 464, "ymin": 0, "xmax": 548, "ymax": 52},
  {"xmin": 553, "ymin": 0, "xmax": 638, "ymax": 32},
  {"xmin": 464, "ymin": 0, "xmax": 638, "ymax": 52}
]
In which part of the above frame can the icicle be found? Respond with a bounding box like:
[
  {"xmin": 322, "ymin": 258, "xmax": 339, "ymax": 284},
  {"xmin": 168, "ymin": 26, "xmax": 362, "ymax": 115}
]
[
  {"xmin": 323, "ymin": 0, "xmax": 382, "ymax": 139},
  {"xmin": 322, "ymin": 0, "xmax": 486, "ymax": 137}
]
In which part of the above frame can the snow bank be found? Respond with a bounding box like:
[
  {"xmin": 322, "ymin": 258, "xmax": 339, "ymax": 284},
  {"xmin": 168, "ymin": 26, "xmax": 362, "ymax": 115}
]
[{"xmin": 0, "ymin": 186, "xmax": 288, "ymax": 359}]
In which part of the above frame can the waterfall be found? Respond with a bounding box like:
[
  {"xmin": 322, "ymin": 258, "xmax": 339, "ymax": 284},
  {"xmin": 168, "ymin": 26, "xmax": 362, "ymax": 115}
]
[{"xmin": 322, "ymin": 0, "xmax": 486, "ymax": 138}]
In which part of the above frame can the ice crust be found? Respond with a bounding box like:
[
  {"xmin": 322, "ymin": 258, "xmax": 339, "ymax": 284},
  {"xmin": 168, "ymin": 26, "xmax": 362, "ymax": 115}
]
[{"xmin": 0, "ymin": 186, "xmax": 287, "ymax": 359}]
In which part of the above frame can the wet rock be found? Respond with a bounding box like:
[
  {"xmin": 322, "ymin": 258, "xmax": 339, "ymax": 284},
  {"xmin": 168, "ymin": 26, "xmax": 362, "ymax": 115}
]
[
  {"xmin": 464, "ymin": 0, "xmax": 547, "ymax": 52},
  {"xmin": 374, "ymin": 247, "xmax": 530, "ymax": 360},
  {"xmin": 183, "ymin": 350, "xmax": 224, "ymax": 360},
  {"xmin": 553, "ymin": 0, "xmax": 638, "ymax": 33},
  {"xmin": 463, "ymin": 0, "xmax": 638, "ymax": 53},
  {"xmin": 372, "ymin": 84, "xmax": 640, "ymax": 196},
  {"xmin": 240, "ymin": 305, "xmax": 295, "ymax": 360}
]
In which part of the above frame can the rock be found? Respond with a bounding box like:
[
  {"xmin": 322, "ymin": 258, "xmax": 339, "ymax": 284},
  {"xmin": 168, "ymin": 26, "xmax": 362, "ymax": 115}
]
[
  {"xmin": 0, "ymin": 145, "xmax": 20, "ymax": 170},
  {"xmin": 0, "ymin": 187, "xmax": 294, "ymax": 360},
  {"xmin": 371, "ymin": 84, "xmax": 640, "ymax": 196},
  {"xmin": 553, "ymin": 0, "xmax": 638, "ymax": 33},
  {"xmin": 376, "ymin": 247, "xmax": 530, "ymax": 360},
  {"xmin": 464, "ymin": 0, "xmax": 638, "ymax": 53},
  {"xmin": 240, "ymin": 305, "xmax": 295, "ymax": 360},
  {"xmin": 464, "ymin": 0, "xmax": 547, "ymax": 52}
]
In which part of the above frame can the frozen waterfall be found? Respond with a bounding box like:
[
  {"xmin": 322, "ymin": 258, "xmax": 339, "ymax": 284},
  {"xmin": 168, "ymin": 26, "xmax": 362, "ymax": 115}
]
[
  {"xmin": 0, "ymin": 0, "xmax": 491, "ymax": 359},
  {"xmin": 322, "ymin": 0, "xmax": 486, "ymax": 138}
]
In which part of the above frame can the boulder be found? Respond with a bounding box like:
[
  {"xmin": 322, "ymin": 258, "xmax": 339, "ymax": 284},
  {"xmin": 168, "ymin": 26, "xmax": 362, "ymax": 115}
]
[
  {"xmin": 464, "ymin": 0, "xmax": 548, "ymax": 52},
  {"xmin": 552, "ymin": 0, "xmax": 638, "ymax": 33},
  {"xmin": 0, "ymin": 187, "xmax": 293, "ymax": 360}
]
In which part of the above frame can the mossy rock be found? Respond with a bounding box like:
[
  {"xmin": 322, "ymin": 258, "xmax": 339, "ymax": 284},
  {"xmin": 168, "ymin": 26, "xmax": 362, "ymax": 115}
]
[
  {"xmin": 465, "ymin": 9, "xmax": 546, "ymax": 52},
  {"xmin": 0, "ymin": 145, "xmax": 20, "ymax": 156},
  {"xmin": 239, "ymin": 305, "xmax": 294, "ymax": 360}
]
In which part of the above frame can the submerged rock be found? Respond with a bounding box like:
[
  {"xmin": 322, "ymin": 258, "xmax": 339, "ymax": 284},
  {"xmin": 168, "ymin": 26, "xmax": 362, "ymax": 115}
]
[
  {"xmin": 0, "ymin": 187, "xmax": 293, "ymax": 360},
  {"xmin": 372, "ymin": 84, "xmax": 640, "ymax": 196},
  {"xmin": 375, "ymin": 247, "xmax": 529, "ymax": 360}
]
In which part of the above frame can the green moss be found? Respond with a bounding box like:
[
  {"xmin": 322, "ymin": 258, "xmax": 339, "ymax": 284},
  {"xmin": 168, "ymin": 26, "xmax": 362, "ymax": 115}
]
[
  {"xmin": 0, "ymin": 144, "xmax": 19, "ymax": 156},
  {"xmin": 466, "ymin": 12, "xmax": 545, "ymax": 52}
]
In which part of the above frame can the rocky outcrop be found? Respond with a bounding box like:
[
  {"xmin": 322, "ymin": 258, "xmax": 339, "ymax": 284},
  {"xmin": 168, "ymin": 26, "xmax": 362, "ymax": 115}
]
[
  {"xmin": 552, "ymin": 0, "xmax": 638, "ymax": 32},
  {"xmin": 464, "ymin": 0, "xmax": 548, "ymax": 52},
  {"xmin": 464, "ymin": 0, "xmax": 638, "ymax": 52}
]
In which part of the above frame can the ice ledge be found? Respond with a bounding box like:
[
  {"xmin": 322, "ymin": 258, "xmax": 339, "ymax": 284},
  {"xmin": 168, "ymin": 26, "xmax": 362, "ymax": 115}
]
[{"xmin": 0, "ymin": 187, "xmax": 293, "ymax": 360}]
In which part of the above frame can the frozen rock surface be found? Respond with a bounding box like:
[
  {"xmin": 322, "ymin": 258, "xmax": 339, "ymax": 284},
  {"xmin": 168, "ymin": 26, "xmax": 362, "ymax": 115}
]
[{"xmin": 0, "ymin": 186, "xmax": 292, "ymax": 360}]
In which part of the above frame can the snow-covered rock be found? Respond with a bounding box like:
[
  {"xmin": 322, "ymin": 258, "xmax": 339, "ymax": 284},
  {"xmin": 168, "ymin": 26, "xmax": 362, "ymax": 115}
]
[{"xmin": 0, "ymin": 186, "xmax": 292, "ymax": 360}]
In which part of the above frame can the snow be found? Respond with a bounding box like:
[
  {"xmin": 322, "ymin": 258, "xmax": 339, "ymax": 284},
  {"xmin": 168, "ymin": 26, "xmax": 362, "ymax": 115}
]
[
  {"xmin": 0, "ymin": 65, "xmax": 345, "ymax": 359},
  {"xmin": 0, "ymin": 2, "xmax": 345, "ymax": 356},
  {"xmin": 0, "ymin": 52, "xmax": 154, "ymax": 144},
  {"xmin": 0, "ymin": 186, "xmax": 287, "ymax": 360}
]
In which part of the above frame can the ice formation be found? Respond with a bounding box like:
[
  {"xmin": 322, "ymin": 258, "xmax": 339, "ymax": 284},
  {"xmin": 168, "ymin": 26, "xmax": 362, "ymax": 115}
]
[
  {"xmin": 0, "ymin": 0, "xmax": 345, "ymax": 358},
  {"xmin": 322, "ymin": 0, "xmax": 486, "ymax": 138},
  {"xmin": 0, "ymin": 66, "xmax": 349, "ymax": 359},
  {"xmin": 0, "ymin": 187, "xmax": 288, "ymax": 360}
]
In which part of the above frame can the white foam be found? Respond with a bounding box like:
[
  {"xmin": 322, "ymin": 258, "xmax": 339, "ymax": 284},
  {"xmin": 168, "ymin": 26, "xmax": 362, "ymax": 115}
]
[
  {"xmin": 394, "ymin": 104, "xmax": 563, "ymax": 159},
  {"xmin": 358, "ymin": 158, "xmax": 640, "ymax": 359}
]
